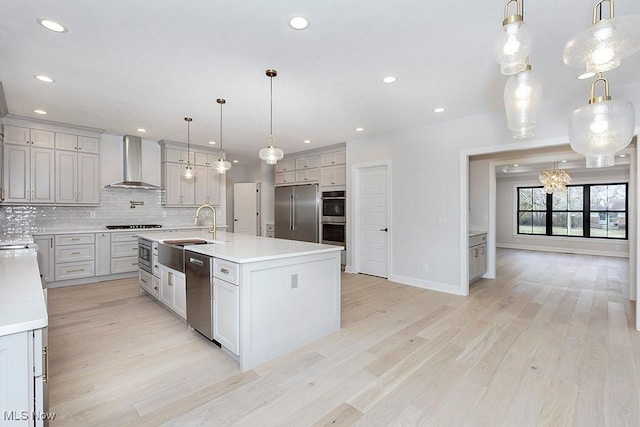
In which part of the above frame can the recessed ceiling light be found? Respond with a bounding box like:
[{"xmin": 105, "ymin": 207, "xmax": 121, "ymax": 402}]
[
  {"xmin": 513, "ymin": 164, "xmax": 519, "ymax": 167},
  {"xmin": 434, "ymin": 107, "xmax": 445, "ymax": 113},
  {"xmin": 34, "ymin": 109, "xmax": 47, "ymax": 115},
  {"xmin": 34, "ymin": 75, "xmax": 54, "ymax": 83},
  {"xmin": 577, "ymin": 72, "xmax": 596, "ymax": 80},
  {"xmin": 37, "ymin": 19, "xmax": 67, "ymax": 33},
  {"xmin": 233, "ymin": 160, "xmax": 239, "ymax": 163},
  {"xmin": 561, "ymin": 159, "xmax": 567, "ymax": 162},
  {"xmin": 303, "ymin": 139, "xmax": 311, "ymax": 144},
  {"xmin": 355, "ymin": 127, "xmax": 364, "ymax": 132},
  {"xmin": 289, "ymin": 16, "xmax": 309, "ymax": 30},
  {"xmin": 137, "ymin": 128, "xmax": 146, "ymax": 133},
  {"xmin": 382, "ymin": 76, "xmax": 397, "ymax": 84},
  {"xmin": 619, "ymin": 154, "xmax": 627, "ymax": 158},
  {"xmin": 209, "ymin": 141, "xmax": 216, "ymax": 145}
]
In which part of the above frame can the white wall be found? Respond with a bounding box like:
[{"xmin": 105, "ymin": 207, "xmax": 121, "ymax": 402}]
[{"xmin": 346, "ymin": 80, "xmax": 640, "ymax": 295}]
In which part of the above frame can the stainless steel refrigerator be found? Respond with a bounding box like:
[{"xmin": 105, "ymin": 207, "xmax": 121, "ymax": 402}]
[{"xmin": 275, "ymin": 184, "xmax": 319, "ymax": 243}]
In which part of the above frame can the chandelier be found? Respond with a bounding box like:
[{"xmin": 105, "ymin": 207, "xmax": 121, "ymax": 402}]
[{"xmin": 539, "ymin": 162, "xmax": 571, "ymax": 194}]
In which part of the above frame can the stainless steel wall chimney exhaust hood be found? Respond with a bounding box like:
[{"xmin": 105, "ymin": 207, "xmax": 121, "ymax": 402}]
[{"xmin": 105, "ymin": 135, "xmax": 160, "ymax": 190}]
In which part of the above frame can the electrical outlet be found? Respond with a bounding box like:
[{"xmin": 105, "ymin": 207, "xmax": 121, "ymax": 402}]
[
  {"xmin": 291, "ymin": 274, "xmax": 298, "ymax": 289},
  {"xmin": 162, "ymin": 210, "xmax": 167, "ymax": 218},
  {"xmin": 89, "ymin": 211, "xmax": 96, "ymax": 219}
]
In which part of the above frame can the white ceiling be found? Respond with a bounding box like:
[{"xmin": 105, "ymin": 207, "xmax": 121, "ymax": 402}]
[{"xmin": 2, "ymin": 0, "xmax": 640, "ymax": 165}]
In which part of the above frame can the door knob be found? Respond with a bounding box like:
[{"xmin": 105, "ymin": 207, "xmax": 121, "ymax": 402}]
[{"xmin": 380, "ymin": 227, "xmax": 388, "ymax": 232}]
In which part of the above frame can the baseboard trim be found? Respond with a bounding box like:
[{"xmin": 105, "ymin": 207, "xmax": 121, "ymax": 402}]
[
  {"xmin": 496, "ymin": 243, "xmax": 628, "ymax": 258},
  {"xmin": 45, "ymin": 271, "xmax": 137, "ymax": 288}
]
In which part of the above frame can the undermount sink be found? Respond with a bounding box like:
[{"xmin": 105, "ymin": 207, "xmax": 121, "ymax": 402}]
[{"xmin": 162, "ymin": 238, "xmax": 211, "ymax": 247}]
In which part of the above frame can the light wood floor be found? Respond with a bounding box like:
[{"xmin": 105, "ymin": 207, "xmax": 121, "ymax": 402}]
[{"xmin": 47, "ymin": 249, "xmax": 640, "ymax": 426}]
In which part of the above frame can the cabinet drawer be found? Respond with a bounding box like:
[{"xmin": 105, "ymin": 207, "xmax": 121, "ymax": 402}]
[
  {"xmin": 55, "ymin": 244, "xmax": 95, "ymax": 263},
  {"xmin": 55, "ymin": 233, "xmax": 95, "ymax": 245},
  {"xmin": 112, "ymin": 241, "xmax": 139, "ymax": 258},
  {"xmin": 111, "ymin": 231, "xmax": 141, "ymax": 242},
  {"xmin": 213, "ymin": 258, "xmax": 238, "ymax": 285},
  {"xmin": 111, "ymin": 256, "xmax": 139, "ymax": 273},
  {"xmin": 55, "ymin": 261, "xmax": 95, "ymax": 281},
  {"xmin": 469, "ymin": 233, "xmax": 487, "ymax": 247}
]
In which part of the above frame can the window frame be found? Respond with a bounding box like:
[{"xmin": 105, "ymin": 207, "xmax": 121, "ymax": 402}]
[{"xmin": 516, "ymin": 182, "xmax": 628, "ymax": 240}]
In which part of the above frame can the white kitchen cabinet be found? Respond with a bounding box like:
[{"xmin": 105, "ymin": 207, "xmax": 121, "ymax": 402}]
[
  {"xmin": 55, "ymin": 150, "xmax": 100, "ymax": 205},
  {"xmin": 275, "ymin": 171, "xmax": 296, "ymax": 185},
  {"xmin": 195, "ymin": 165, "xmax": 221, "ymax": 206},
  {"xmin": 320, "ymin": 164, "xmax": 346, "ymax": 187},
  {"xmin": 4, "ymin": 125, "xmax": 55, "ymax": 148},
  {"xmin": 320, "ymin": 151, "xmax": 346, "ymax": 167},
  {"xmin": 295, "ymin": 155, "xmax": 319, "ymax": 170},
  {"xmin": 2, "ymin": 144, "xmax": 55, "ymax": 203},
  {"xmin": 54, "ymin": 133, "xmax": 99, "ymax": 154},
  {"xmin": 164, "ymin": 147, "xmax": 194, "ymax": 164},
  {"xmin": 159, "ymin": 265, "xmax": 186, "ymax": 318},
  {"xmin": 214, "ymin": 278, "xmax": 239, "ymax": 355},
  {"xmin": 275, "ymin": 158, "xmax": 296, "ymax": 173},
  {"xmin": 33, "ymin": 235, "xmax": 54, "ymax": 282},
  {"xmin": 95, "ymin": 232, "xmax": 111, "ymax": 276},
  {"xmin": 163, "ymin": 162, "xmax": 196, "ymax": 206},
  {"xmin": 110, "ymin": 231, "xmax": 140, "ymax": 274},
  {"xmin": 54, "ymin": 233, "xmax": 96, "ymax": 281},
  {"xmin": 195, "ymin": 152, "xmax": 218, "ymax": 166},
  {"xmin": 139, "ymin": 269, "xmax": 154, "ymax": 294},
  {"xmin": 295, "ymin": 168, "xmax": 319, "ymax": 183},
  {"xmin": 469, "ymin": 233, "xmax": 487, "ymax": 282}
]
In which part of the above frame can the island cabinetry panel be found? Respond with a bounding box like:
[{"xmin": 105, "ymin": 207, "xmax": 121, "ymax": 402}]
[
  {"xmin": 139, "ymin": 269, "xmax": 154, "ymax": 295},
  {"xmin": 95, "ymin": 232, "xmax": 111, "ymax": 276},
  {"xmin": 111, "ymin": 231, "xmax": 140, "ymax": 274},
  {"xmin": 213, "ymin": 258, "xmax": 238, "ymax": 284},
  {"xmin": 213, "ymin": 277, "xmax": 239, "ymax": 355},
  {"xmin": 33, "ymin": 235, "xmax": 54, "ymax": 282},
  {"xmin": 469, "ymin": 233, "xmax": 487, "ymax": 282},
  {"xmin": 2, "ymin": 144, "xmax": 55, "ymax": 203},
  {"xmin": 159, "ymin": 265, "xmax": 186, "ymax": 318}
]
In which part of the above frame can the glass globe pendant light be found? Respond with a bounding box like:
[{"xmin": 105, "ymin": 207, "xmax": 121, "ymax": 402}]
[
  {"xmin": 569, "ymin": 73, "xmax": 635, "ymax": 168},
  {"xmin": 503, "ymin": 59, "xmax": 542, "ymax": 138},
  {"xmin": 563, "ymin": 0, "xmax": 640, "ymax": 73},
  {"xmin": 182, "ymin": 117, "xmax": 195, "ymax": 180},
  {"xmin": 493, "ymin": 0, "xmax": 532, "ymax": 75},
  {"xmin": 213, "ymin": 98, "xmax": 232, "ymax": 174},
  {"xmin": 258, "ymin": 69, "xmax": 284, "ymax": 165}
]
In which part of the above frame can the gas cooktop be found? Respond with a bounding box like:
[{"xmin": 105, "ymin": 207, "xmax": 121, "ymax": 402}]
[{"xmin": 105, "ymin": 224, "xmax": 163, "ymax": 230}]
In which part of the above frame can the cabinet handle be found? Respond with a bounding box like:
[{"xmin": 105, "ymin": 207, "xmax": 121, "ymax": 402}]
[
  {"xmin": 66, "ymin": 269, "xmax": 84, "ymax": 273},
  {"xmin": 154, "ymin": 286, "xmax": 159, "ymax": 290},
  {"xmin": 131, "ymin": 262, "xmax": 138, "ymax": 266},
  {"xmin": 141, "ymin": 278, "xmax": 148, "ymax": 284},
  {"xmin": 71, "ymin": 251, "xmax": 80, "ymax": 255},
  {"xmin": 71, "ymin": 238, "xmax": 80, "ymax": 241},
  {"xmin": 474, "ymin": 249, "xmax": 478, "ymax": 258},
  {"xmin": 481, "ymin": 246, "xmax": 485, "ymax": 255},
  {"xmin": 42, "ymin": 346, "xmax": 49, "ymax": 384},
  {"xmin": 220, "ymin": 268, "xmax": 229, "ymax": 274}
]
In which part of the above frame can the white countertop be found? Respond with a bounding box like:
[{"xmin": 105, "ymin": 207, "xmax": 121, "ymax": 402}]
[
  {"xmin": 31, "ymin": 225, "xmax": 221, "ymax": 235},
  {"xmin": 0, "ymin": 249, "xmax": 48, "ymax": 336},
  {"xmin": 137, "ymin": 230, "xmax": 344, "ymax": 264}
]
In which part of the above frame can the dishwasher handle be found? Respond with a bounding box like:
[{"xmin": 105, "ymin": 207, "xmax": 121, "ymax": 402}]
[{"xmin": 189, "ymin": 257, "xmax": 204, "ymax": 266}]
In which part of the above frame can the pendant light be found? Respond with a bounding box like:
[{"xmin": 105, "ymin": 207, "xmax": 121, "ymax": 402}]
[
  {"xmin": 539, "ymin": 162, "xmax": 571, "ymax": 194},
  {"xmin": 213, "ymin": 98, "xmax": 232, "ymax": 174},
  {"xmin": 258, "ymin": 69, "xmax": 284, "ymax": 165},
  {"xmin": 182, "ymin": 117, "xmax": 195, "ymax": 180},
  {"xmin": 569, "ymin": 73, "xmax": 635, "ymax": 168},
  {"xmin": 563, "ymin": 0, "xmax": 640, "ymax": 74},
  {"xmin": 503, "ymin": 58, "xmax": 542, "ymax": 138},
  {"xmin": 494, "ymin": 0, "xmax": 532, "ymax": 75}
]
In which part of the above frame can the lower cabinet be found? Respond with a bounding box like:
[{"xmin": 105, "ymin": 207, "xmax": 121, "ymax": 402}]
[
  {"xmin": 33, "ymin": 235, "xmax": 54, "ymax": 282},
  {"xmin": 159, "ymin": 265, "xmax": 186, "ymax": 319},
  {"xmin": 110, "ymin": 231, "xmax": 140, "ymax": 274},
  {"xmin": 469, "ymin": 233, "xmax": 487, "ymax": 282},
  {"xmin": 213, "ymin": 278, "xmax": 239, "ymax": 355},
  {"xmin": 95, "ymin": 232, "xmax": 111, "ymax": 276},
  {"xmin": 54, "ymin": 233, "xmax": 95, "ymax": 281}
]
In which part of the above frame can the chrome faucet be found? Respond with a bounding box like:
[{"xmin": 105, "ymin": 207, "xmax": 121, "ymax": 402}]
[{"xmin": 195, "ymin": 204, "xmax": 217, "ymax": 239}]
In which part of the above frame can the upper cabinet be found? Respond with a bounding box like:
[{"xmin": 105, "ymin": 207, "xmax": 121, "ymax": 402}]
[
  {"xmin": 1, "ymin": 119, "xmax": 102, "ymax": 205},
  {"xmin": 320, "ymin": 151, "xmax": 346, "ymax": 167},
  {"xmin": 274, "ymin": 146, "xmax": 345, "ymax": 188},
  {"xmin": 275, "ymin": 158, "xmax": 296, "ymax": 173}
]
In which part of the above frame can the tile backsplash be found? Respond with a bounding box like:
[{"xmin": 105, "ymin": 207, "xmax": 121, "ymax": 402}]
[{"xmin": 0, "ymin": 188, "xmax": 213, "ymax": 234}]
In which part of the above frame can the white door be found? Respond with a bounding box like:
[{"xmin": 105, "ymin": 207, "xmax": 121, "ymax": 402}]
[
  {"xmin": 358, "ymin": 165, "xmax": 389, "ymax": 277},
  {"xmin": 233, "ymin": 183, "xmax": 260, "ymax": 235}
]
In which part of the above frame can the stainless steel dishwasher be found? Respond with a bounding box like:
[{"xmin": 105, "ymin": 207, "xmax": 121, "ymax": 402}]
[{"xmin": 185, "ymin": 250, "xmax": 218, "ymax": 344}]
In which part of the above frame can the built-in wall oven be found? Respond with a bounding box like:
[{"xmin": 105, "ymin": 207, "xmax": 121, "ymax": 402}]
[
  {"xmin": 321, "ymin": 190, "xmax": 346, "ymax": 246},
  {"xmin": 137, "ymin": 238, "xmax": 153, "ymax": 273}
]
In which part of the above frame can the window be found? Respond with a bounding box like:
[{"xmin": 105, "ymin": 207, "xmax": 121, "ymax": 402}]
[{"xmin": 517, "ymin": 183, "xmax": 627, "ymax": 239}]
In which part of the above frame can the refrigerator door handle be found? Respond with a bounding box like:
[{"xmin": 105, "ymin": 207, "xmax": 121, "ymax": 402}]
[
  {"xmin": 290, "ymin": 194, "xmax": 294, "ymax": 231},
  {"xmin": 292, "ymin": 195, "xmax": 296, "ymax": 231}
]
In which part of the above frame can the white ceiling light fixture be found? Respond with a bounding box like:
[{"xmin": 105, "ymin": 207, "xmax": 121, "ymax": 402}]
[
  {"xmin": 303, "ymin": 139, "xmax": 311, "ymax": 144},
  {"xmin": 434, "ymin": 107, "xmax": 445, "ymax": 113},
  {"xmin": 494, "ymin": 0, "xmax": 532, "ymax": 75},
  {"xmin": 539, "ymin": 162, "xmax": 571, "ymax": 194},
  {"xmin": 259, "ymin": 69, "xmax": 285, "ymax": 165},
  {"xmin": 503, "ymin": 58, "xmax": 542, "ymax": 138},
  {"xmin": 233, "ymin": 160, "xmax": 239, "ymax": 164},
  {"xmin": 182, "ymin": 117, "xmax": 195, "ymax": 180},
  {"xmin": 563, "ymin": 0, "xmax": 640, "ymax": 73},
  {"xmin": 214, "ymin": 98, "xmax": 232, "ymax": 174},
  {"xmin": 34, "ymin": 109, "xmax": 47, "ymax": 115},
  {"xmin": 569, "ymin": 73, "xmax": 635, "ymax": 168},
  {"xmin": 289, "ymin": 16, "xmax": 309, "ymax": 30},
  {"xmin": 37, "ymin": 19, "xmax": 67, "ymax": 33},
  {"xmin": 382, "ymin": 76, "xmax": 397, "ymax": 84},
  {"xmin": 34, "ymin": 75, "xmax": 54, "ymax": 83},
  {"xmin": 209, "ymin": 141, "xmax": 216, "ymax": 145},
  {"xmin": 355, "ymin": 127, "xmax": 364, "ymax": 132},
  {"xmin": 137, "ymin": 128, "xmax": 146, "ymax": 133}
]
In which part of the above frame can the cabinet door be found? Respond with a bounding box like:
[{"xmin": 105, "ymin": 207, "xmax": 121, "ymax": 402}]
[
  {"xmin": 77, "ymin": 153, "xmax": 100, "ymax": 204},
  {"xmin": 55, "ymin": 150, "xmax": 77, "ymax": 203},
  {"xmin": 295, "ymin": 168, "xmax": 318, "ymax": 183},
  {"xmin": 139, "ymin": 269, "xmax": 153, "ymax": 293},
  {"xmin": 30, "ymin": 129, "xmax": 55, "ymax": 148},
  {"xmin": 31, "ymin": 148, "xmax": 55, "ymax": 203},
  {"xmin": 55, "ymin": 133, "xmax": 79, "ymax": 151},
  {"xmin": 296, "ymin": 156, "xmax": 318, "ymax": 170},
  {"xmin": 3, "ymin": 144, "xmax": 30, "ymax": 202},
  {"xmin": 276, "ymin": 171, "xmax": 295, "ymax": 185},
  {"xmin": 78, "ymin": 136, "xmax": 100, "ymax": 154},
  {"xmin": 275, "ymin": 158, "xmax": 296, "ymax": 172},
  {"xmin": 163, "ymin": 162, "xmax": 183, "ymax": 205},
  {"xmin": 4, "ymin": 125, "xmax": 30, "ymax": 145},
  {"xmin": 320, "ymin": 151, "xmax": 345, "ymax": 167},
  {"xmin": 207, "ymin": 168, "xmax": 220, "ymax": 205},
  {"xmin": 213, "ymin": 279, "xmax": 239, "ymax": 355},
  {"xmin": 0, "ymin": 332, "xmax": 30, "ymax": 423},
  {"xmin": 95, "ymin": 232, "xmax": 111, "ymax": 276},
  {"xmin": 160, "ymin": 267, "xmax": 175, "ymax": 307},
  {"xmin": 173, "ymin": 273, "xmax": 186, "ymax": 319},
  {"xmin": 182, "ymin": 174, "xmax": 195, "ymax": 205},
  {"xmin": 34, "ymin": 235, "xmax": 55, "ymax": 282},
  {"xmin": 194, "ymin": 166, "xmax": 210, "ymax": 205},
  {"xmin": 333, "ymin": 165, "xmax": 346, "ymax": 186}
]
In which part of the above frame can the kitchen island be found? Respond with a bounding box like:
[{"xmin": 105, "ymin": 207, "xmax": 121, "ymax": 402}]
[{"xmin": 137, "ymin": 231, "xmax": 343, "ymax": 371}]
